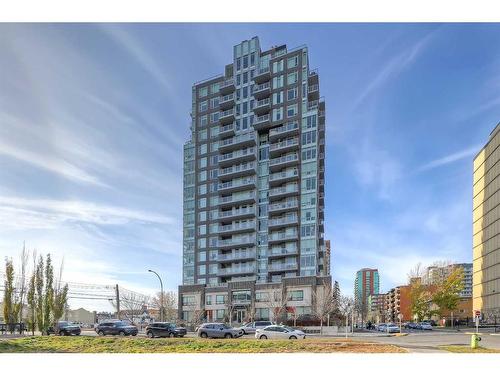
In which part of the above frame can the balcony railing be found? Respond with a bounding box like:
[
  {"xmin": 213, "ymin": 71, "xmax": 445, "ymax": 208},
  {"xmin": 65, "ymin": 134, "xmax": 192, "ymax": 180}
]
[
  {"xmin": 218, "ymin": 235, "xmax": 256, "ymax": 248},
  {"xmin": 268, "ymin": 184, "xmax": 299, "ymax": 197},
  {"xmin": 217, "ymin": 248, "xmax": 256, "ymax": 261},
  {"xmin": 254, "ymin": 114, "xmax": 270, "ymax": 125},
  {"xmin": 268, "ymin": 263, "xmax": 298, "ymax": 272},
  {"xmin": 268, "ymin": 199, "xmax": 299, "ymax": 212},
  {"xmin": 219, "ymin": 132, "xmax": 256, "ymax": 149},
  {"xmin": 218, "ymin": 192, "xmax": 256, "ymax": 205},
  {"xmin": 308, "ymin": 84, "xmax": 319, "ymax": 93},
  {"xmin": 269, "ymin": 169, "xmax": 299, "ymax": 182},
  {"xmin": 268, "ymin": 215, "xmax": 298, "ymax": 227},
  {"xmin": 268, "ymin": 246, "xmax": 299, "ymax": 256},
  {"xmin": 269, "ymin": 137, "xmax": 299, "ymax": 152},
  {"xmin": 219, "ymin": 162, "xmax": 255, "ymax": 177},
  {"xmin": 218, "ymin": 206, "xmax": 256, "ymax": 219},
  {"xmin": 219, "ymin": 147, "xmax": 256, "ymax": 164},
  {"xmin": 269, "ymin": 153, "xmax": 299, "ymax": 167},
  {"xmin": 268, "ymin": 232, "xmax": 298, "ymax": 242},
  {"xmin": 218, "ymin": 220, "xmax": 256, "ymax": 233},
  {"xmin": 217, "ymin": 266, "xmax": 256, "ymax": 276},
  {"xmin": 269, "ymin": 122, "xmax": 299, "ymax": 139}
]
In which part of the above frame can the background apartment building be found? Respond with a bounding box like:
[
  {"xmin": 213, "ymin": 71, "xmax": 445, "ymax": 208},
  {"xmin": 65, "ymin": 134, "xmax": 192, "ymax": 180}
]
[
  {"xmin": 473, "ymin": 123, "xmax": 500, "ymax": 320},
  {"xmin": 180, "ymin": 37, "xmax": 329, "ymax": 324},
  {"xmin": 422, "ymin": 263, "xmax": 473, "ymax": 298},
  {"xmin": 354, "ymin": 268, "xmax": 379, "ymax": 320}
]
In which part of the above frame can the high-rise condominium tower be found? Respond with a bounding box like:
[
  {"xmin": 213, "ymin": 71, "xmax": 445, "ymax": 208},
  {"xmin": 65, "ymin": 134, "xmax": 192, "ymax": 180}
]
[
  {"xmin": 179, "ymin": 37, "xmax": 329, "ymax": 324},
  {"xmin": 473, "ymin": 123, "xmax": 500, "ymax": 320},
  {"xmin": 354, "ymin": 268, "xmax": 380, "ymax": 318}
]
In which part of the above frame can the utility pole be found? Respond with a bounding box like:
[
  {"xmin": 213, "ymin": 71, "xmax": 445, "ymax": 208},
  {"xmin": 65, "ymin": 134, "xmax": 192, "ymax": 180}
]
[
  {"xmin": 115, "ymin": 284, "xmax": 120, "ymax": 320},
  {"xmin": 148, "ymin": 270, "xmax": 164, "ymax": 322}
]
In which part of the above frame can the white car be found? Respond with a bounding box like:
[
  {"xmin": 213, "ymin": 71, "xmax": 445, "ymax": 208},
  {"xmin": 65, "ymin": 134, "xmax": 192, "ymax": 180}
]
[
  {"xmin": 255, "ymin": 325, "xmax": 306, "ymax": 340},
  {"xmin": 420, "ymin": 323, "xmax": 433, "ymax": 330}
]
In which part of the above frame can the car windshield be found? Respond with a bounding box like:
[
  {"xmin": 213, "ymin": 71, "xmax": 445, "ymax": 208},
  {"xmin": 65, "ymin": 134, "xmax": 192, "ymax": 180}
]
[
  {"xmin": 116, "ymin": 322, "xmax": 129, "ymax": 327},
  {"xmin": 221, "ymin": 325, "xmax": 231, "ymax": 329},
  {"xmin": 281, "ymin": 326, "xmax": 295, "ymax": 331}
]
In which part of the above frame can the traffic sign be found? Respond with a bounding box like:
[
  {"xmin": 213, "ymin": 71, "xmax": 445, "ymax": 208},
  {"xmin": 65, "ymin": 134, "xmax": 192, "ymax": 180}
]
[{"xmin": 475, "ymin": 310, "xmax": 481, "ymax": 317}]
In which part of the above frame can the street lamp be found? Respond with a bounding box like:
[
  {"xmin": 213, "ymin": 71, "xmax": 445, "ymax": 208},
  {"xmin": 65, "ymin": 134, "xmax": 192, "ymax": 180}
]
[{"xmin": 148, "ymin": 269, "xmax": 164, "ymax": 322}]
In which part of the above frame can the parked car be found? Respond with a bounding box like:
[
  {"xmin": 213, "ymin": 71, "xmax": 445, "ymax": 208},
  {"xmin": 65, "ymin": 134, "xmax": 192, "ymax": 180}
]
[
  {"xmin": 238, "ymin": 320, "xmax": 273, "ymax": 335},
  {"xmin": 407, "ymin": 322, "xmax": 418, "ymax": 329},
  {"xmin": 420, "ymin": 322, "xmax": 433, "ymax": 330},
  {"xmin": 377, "ymin": 323, "xmax": 387, "ymax": 332},
  {"xmin": 386, "ymin": 324, "xmax": 400, "ymax": 333},
  {"xmin": 95, "ymin": 320, "xmax": 138, "ymax": 336},
  {"xmin": 422, "ymin": 320, "xmax": 437, "ymax": 326},
  {"xmin": 197, "ymin": 323, "xmax": 243, "ymax": 338},
  {"xmin": 255, "ymin": 325, "xmax": 306, "ymax": 340},
  {"xmin": 146, "ymin": 322, "xmax": 187, "ymax": 338},
  {"xmin": 47, "ymin": 321, "xmax": 81, "ymax": 336}
]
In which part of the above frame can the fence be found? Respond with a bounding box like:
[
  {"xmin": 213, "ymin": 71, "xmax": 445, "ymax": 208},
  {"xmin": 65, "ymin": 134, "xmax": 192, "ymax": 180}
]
[{"xmin": 0, "ymin": 323, "xmax": 27, "ymax": 334}]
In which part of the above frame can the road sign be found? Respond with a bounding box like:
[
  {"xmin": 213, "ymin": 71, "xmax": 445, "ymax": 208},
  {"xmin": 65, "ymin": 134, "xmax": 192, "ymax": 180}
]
[{"xmin": 475, "ymin": 310, "xmax": 481, "ymax": 317}]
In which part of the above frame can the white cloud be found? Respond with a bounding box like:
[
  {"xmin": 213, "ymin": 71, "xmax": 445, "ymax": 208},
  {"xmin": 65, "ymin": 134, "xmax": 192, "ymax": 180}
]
[{"xmin": 417, "ymin": 145, "xmax": 481, "ymax": 172}]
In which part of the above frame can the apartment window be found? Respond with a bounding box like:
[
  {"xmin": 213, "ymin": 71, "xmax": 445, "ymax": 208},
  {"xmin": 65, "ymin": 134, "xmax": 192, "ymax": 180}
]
[
  {"xmin": 255, "ymin": 292, "xmax": 269, "ymax": 302},
  {"xmin": 236, "ymin": 57, "xmax": 241, "ymax": 71},
  {"xmin": 210, "ymin": 112, "xmax": 219, "ymax": 123},
  {"xmin": 199, "ymin": 101, "xmax": 208, "ymax": 112},
  {"xmin": 198, "ymin": 225, "xmax": 206, "ymax": 235},
  {"xmin": 273, "ymin": 59, "xmax": 284, "ymax": 73},
  {"xmin": 250, "ymin": 52, "xmax": 255, "ymax": 66},
  {"xmin": 198, "ymin": 197, "xmax": 207, "ymax": 208},
  {"xmin": 303, "ymin": 177, "xmax": 317, "ymax": 191},
  {"xmin": 198, "ymin": 211, "xmax": 207, "ymax": 222},
  {"xmin": 302, "ymin": 147, "xmax": 317, "ymax": 161},
  {"xmin": 198, "ymin": 251, "xmax": 207, "ymax": 262},
  {"xmin": 206, "ymin": 295, "xmax": 212, "ymax": 305},
  {"xmin": 210, "ymin": 126, "xmax": 219, "ymax": 139},
  {"xmin": 301, "ymin": 130, "xmax": 316, "ymax": 146},
  {"xmin": 198, "ymin": 184, "xmax": 207, "ymax": 195},
  {"xmin": 287, "ymin": 56, "xmax": 298, "ymax": 68},
  {"xmin": 200, "ymin": 115, "xmax": 208, "ymax": 127},
  {"xmin": 209, "ymin": 264, "xmax": 218, "ymax": 274},
  {"xmin": 255, "ymin": 308, "xmax": 269, "ymax": 320},
  {"xmin": 216, "ymin": 309, "xmax": 225, "ymax": 319},
  {"xmin": 273, "ymin": 91, "xmax": 284, "ymax": 105},
  {"xmin": 287, "ymin": 104, "xmax": 298, "ymax": 118},
  {"xmin": 199, "ymin": 129, "xmax": 207, "ymax": 141},
  {"xmin": 287, "ymin": 72, "xmax": 298, "ymax": 85},
  {"xmin": 273, "ymin": 75, "xmax": 284, "ymax": 88},
  {"xmin": 300, "ymin": 254, "xmax": 316, "ymax": 268},
  {"xmin": 216, "ymin": 295, "xmax": 226, "ymax": 305},
  {"xmin": 209, "ymin": 169, "xmax": 218, "ymax": 179},
  {"xmin": 198, "ymin": 87, "xmax": 208, "ymax": 98},
  {"xmin": 242, "ymin": 102, "xmax": 248, "ymax": 115},
  {"xmin": 301, "ymin": 224, "xmax": 315, "ymax": 237},
  {"xmin": 288, "ymin": 290, "xmax": 304, "ymax": 301},
  {"xmin": 198, "ymin": 171, "xmax": 207, "ymax": 182},
  {"xmin": 236, "ymin": 75, "xmax": 241, "ymax": 86},
  {"xmin": 287, "ymin": 87, "xmax": 298, "ymax": 101},
  {"xmin": 243, "ymin": 55, "xmax": 249, "ymax": 69},
  {"xmin": 210, "ymin": 82, "xmax": 220, "ymax": 93},
  {"xmin": 211, "ymin": 97, "xmax": 219, "ymax": 108},
  {"xmin": 198, "ymin": 265, "xmax": 206, "ymax": 276},
  {"xmin": 272, "ymin": 107, "xmax": 283, "ymax": 121},
  {"xmin": 199, "ymin": 144, "xmax": 207, "ymax": 155},
  {"xmin": 209, "ymin": 250, "xmax": 218, "ymax": 261},
  {"xmin": 198, "ymin": 157, "xmax": 207, "ymax": 169},
  {"xmin": 182, "ymin": 295, "xmax": 196, "ymax": 306},
  {"xmin": 305, "ymin": 115, "xmax": 317, "ymax": 129}
]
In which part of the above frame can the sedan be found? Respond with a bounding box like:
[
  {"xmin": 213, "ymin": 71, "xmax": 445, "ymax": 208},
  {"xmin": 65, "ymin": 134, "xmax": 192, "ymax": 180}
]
[
  {"xmin": 255, "ymin": 325, "xmax": 306, "ymax": 340},
  {"xmin": 386, "ymin": 324, "xmax": 400, "ymax": 333},
  {"xmin": 420, "ymin": 323, "xmax": 433, "ymax": 330},
  {"xmin": 377, "ymin": 324, "xmax": 387, "ymax": 332}
]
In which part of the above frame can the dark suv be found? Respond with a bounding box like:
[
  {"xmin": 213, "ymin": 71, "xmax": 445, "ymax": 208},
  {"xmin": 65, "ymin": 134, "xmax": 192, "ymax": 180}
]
[
  {"xmin": 47, "ymin": 321, "xmax": 81, "ymax": 336},
  {"xmin": 146, "ymin": 322, "xmax": 187, "ymax": 338},
  {"xmin": 95, "ymin": 321, "xmax": 138, "ymax": 336}
]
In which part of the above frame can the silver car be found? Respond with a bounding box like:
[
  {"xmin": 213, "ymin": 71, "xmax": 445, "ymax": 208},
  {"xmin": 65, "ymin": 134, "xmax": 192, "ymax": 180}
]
[
  {"xmin": 255, "ymin": 325, "xmax": 306, "ymax": 340},
  {"xmin": 197, "ymin": 323, "xmax": 243, "ymax": 339},
  {"xmin": 238, "ymin": 320, "xmax": 273, "ymax": 335}
]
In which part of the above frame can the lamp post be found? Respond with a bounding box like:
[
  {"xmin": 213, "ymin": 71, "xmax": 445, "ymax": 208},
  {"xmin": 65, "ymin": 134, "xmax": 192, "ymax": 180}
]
[{"xmin": 148, "ymin": 269, "xmax": 164, "ymax": 322}]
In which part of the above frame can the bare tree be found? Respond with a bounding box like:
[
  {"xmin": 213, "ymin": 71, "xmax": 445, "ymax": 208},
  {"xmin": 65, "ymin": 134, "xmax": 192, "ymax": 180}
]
[
  {"xmin": 264, "ymin": 288, "xmax": 289, "ymax": 324},
  {"xmin": 224, "ymin": 297, "xmax": 235, "ymax": 324},
  {"xmin": 150, "ymin": 291, "xmax": 177, "ymax": 321},
  {"xmin": 312, "ymin": 280, "xmax": 337, "ymax": 334},
  {"xmin": 15, "ymin": 244, "xmax": 29, "ymax": 330},
  {"xmin": 337, "ymin": 295, "xmax": 354, "ymax": 329},
  {"xmin": 245, "ymin": 300, "xmax": 256, "ymax": 323},
  {"xmin": 117, "ymin": 290, "xmax": 150, "ymax": 324}
]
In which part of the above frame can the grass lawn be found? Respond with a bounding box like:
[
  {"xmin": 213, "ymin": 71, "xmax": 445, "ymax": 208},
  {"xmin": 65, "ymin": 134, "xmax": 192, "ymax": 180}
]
[
  {"xmin": 0, "ymin": 336, "xmax": 407, "ymax": 353},
  {"xmin": 439, "ymin": 345, "xmax": 500, "ymax": 353}
]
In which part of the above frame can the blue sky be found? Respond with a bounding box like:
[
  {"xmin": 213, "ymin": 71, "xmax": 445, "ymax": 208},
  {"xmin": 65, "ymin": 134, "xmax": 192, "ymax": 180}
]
[{"xmin": 1, "ymin": 23, "xmax": 499, "ymax": 310}]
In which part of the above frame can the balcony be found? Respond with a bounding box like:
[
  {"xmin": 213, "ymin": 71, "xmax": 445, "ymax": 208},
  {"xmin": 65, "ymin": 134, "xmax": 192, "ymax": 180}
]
[
  {"xmin": 268, "ymin": 262, "xmax": 298, "ymax": 273},
  {"xmin": 307, "ymin": 100, "xmax": 319, "ymax": 112},
  {"xmin": 269, "ymin": 122, "xmax": 299, "ymax": 141},
  {"xmin": 253, "ymin": 82, "xmax": 271, "ymax": 99},
  {"xmin": 217, "ymin": 220, "xmax": 256, "ymax": 234},
  {"xmin": 218, "ymin": 147, "xmax": 256, "ymax": 167},
  {"xmin": 218, "ymin": 162, "xmax": 256, "ymax": 180},
  {"xmin": 308, "ymin": 69, "xmax": 319, "ymax": 85},
  {"xmin": 217, "ymin": 266, "xmax": 256, "ymax": 276},
  {"xmin": 269, "ymin": 153, "xmax": 299, "ymax": 172},
  {"xmin": 218, "ymin": 192, "xmax": 256, "ymax": 208},
  {"xmin": 253, "ymin": 66, "xmax": 271, "ymax": 84},
  {"xmin": 217, "ymin": 206, "xmax": 256, "ymax": 221},
  {"xmin": 268, "ymin": 245, "xmax": 299, "ymax": 258},
  {"xmin": 268, "ymin": 231, "xmax": 299, "ymax": 244},
  {"xmin": 268, "ymin": 184, "xmax": 299, "ymax": 200},
  {"xmin": 217, "ymin": 248, "xmax": 256, "ymax": 263},
  {"xmin": 219, "ymin": 132, "xmax": 256, "ymax": 152},
  {"xmin": 269, "ymin": 168, "xmax": 299, "ymax": 186},
  {"xmin": 220, "ymin": 79, "xmax": 235, "ymax": 94},
  {"xmin": 308, "ymin": 84, "xmax": 319, "ymax": 100},
  {"xmin": 269, "ymin": 137, "xmax": 299, "ymax": 156},
  {"xmin": 219, "ymin": 93, "xmax": 235, "ymax": 110},
  {"xmin": 268, "ymin": 214, "xmax": 298, "ymax": 229},
  {"xmin": 219, "ymin": 123, "xmax": 235, "ymax": 138},
  {"xmin": 253, "ymin": 113, "xmax": 271, "ymax": 131},
  {"xmin": 253, "ymin": 98, "xmax": 271, "ymax": 116},
  {"xmin": 218, "ymin": 177, "xmax": 256, "ymax": 193},
  {"xmin": 219, "ymin": 108, "xmax": 237, "ymax": 125},
  {"xmin": 218, "ymin": 235, "xmax": 256, "ymax": 249},
  {"xmin": 268, "ymin": 199, "xmax": 299, "ymax": 214}
]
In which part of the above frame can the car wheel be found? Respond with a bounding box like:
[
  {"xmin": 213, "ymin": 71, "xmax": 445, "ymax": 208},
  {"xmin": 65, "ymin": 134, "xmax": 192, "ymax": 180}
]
[
  {"xmin": 147, "ymin": 331, "xmax": 154, "ymax": 338},
  {"xmin": 224, "ymin": 333, "xmax": 232, "ymax": 339},
  {"xmin": 200, "ymin": 332, "xmax": 208, "ymax": 338},
  {"xmin": 242, "ymin": 329, "xmax": 247, "ymax": 335},
  {"xmin": 169, "ymin": 332, "xmax": 175, "ymax": 338},
  {"xmin": 119, "ymin": 331, "xmax": 126, "ymax": 337},
  {"xmin": 259, "ymin": 335, "xmax": 268, "ymax": 339},
  {"xmin": 59, "ymin": 331, "xmax": 65, "ymax": 336},
  {"xmin": 289, "ymin": 336, "xmax": 297, "ymax": 340},
  {"xmin": 76, "ymin": 333, "xmax": 81, "ymax": 336},
  {"xmin": 98, "ymin": 331, "xmax": 105, "ymax": 336}
]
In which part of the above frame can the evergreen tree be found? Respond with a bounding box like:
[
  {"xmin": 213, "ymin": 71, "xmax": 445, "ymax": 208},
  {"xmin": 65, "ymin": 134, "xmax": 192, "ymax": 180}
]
[{"xmin": 3, "ymin": 258, "xmax": 15, "ymax": 333}]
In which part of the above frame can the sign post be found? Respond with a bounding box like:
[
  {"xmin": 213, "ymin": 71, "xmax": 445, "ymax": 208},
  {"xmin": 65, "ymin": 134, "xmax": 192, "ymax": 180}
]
[
  {"xmin": 474, "ymin": 310, "xmax": 481, "ymax": 334},
  {"xmin": 398, "ymin": 313, "xmax": 402, "ymax": 333}
]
